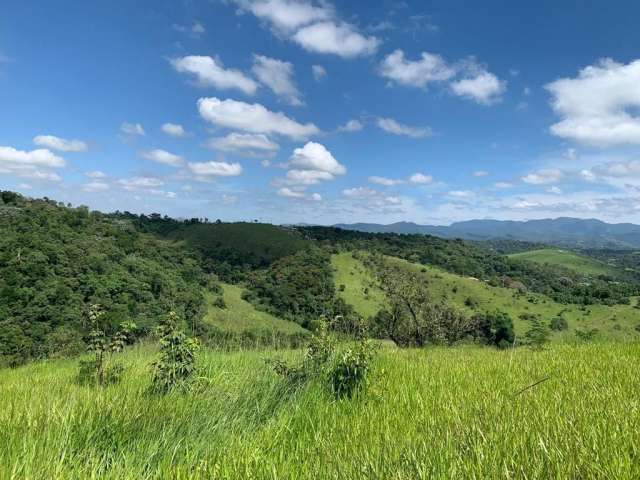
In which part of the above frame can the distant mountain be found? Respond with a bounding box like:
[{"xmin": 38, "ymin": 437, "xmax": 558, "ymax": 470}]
[{"xmin": 334, "ymin": 218, "xmax": 640, "ymax": 249}]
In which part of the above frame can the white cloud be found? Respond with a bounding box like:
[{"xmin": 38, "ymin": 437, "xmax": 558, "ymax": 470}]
[
  {"xmin": 451, "ymin": 70, "xmax": 505, "ymax": 105},
  {"xmin": 377, "ymin": 117, "xmax": 431, "ymax": 139},
  {"xmin": 546, "ymin": 58, "xmax": 640, "ymax": 147},
  {"xmin": 161, "ymin": 123, "xmax": 187, "ymax": 138},
  {"xmin": 120, "ymin": 122, "xmax": 145, "ymax": 136},
  {"xmin": 342, "ymin": 186, "xmax": 378, "ymax": 197},
  {"xmin": 513, "ymin": 200, "xmax": 542, "ymax": 209},
  {"xmin": 448, "ymin": 190, "xmax": 474, "ymax": 198},
  {"xmin": 252, "ymin": 54, "xmax": 303, "ymax": 106},
  {"xmin": 369, "ymin": 176, "xmax": 403, "ymax": 186},
  {"xmin": 278, "ymin": 187, "xmax": 306, "ymax": 198},
  {"xmin": 198, "ymin": 97, "xmax": 319, "ymax": 139},
  {"xmin": 139, "ymin": 149, "xmax": 184, "ymax": 167},
  {"xmin": 289, "ymin": 141, "xmax": 346, "ymax": 175},
  {"xmin": 312, "ymin": 64, "xmax": 326, "ymax": 81},
  {"xmin": 310, "ymin": 192, "xmax": 322, "ymax": 201},
  {"xmin": 173, "ymin": 21, "xmax": 206, "ymax": 37},
  {"xmin": 206, "ymin": 132, "xmax": 279, "ymax": 152},
  {"xmin": 547, "ymin": 186, "xmax": 563, "ymax": 194},
  {"xmin": 188, "ymin": 161, "xmax": 243, "ymax": 177},
  {"xmin": 379, "ymin": 49, "xmax": 455, "ymax": 88},
  {"xmin": 118, "ymin": 177, "xmax": 164, "ymax": 190},
  {"xmin": 170, "ymin": 55, "xmax": 258, "ymax": 95},
  {"xmin": 494, "ymin": 181, "xmax": 513, "ymax": 189},
  {"xmin": 521, "ymin": 168, "xmax": 564, "ymax": 185},
  {"xmin": 409, "ymin": 173, "xmax": 433, "ymax": 184},
  {"xmin": 86, "ymin": 170, "xmax": 106, "ymax": 178},
  {"xmin": 563, "ymin": 148, "xmax": 578, "ymax": 160},
  {"xmin": 82, "ymin": 181, "xmax": 110, "ymax": 192},
  {"xmin": 33, "ymin": 135, "xmax": 88, "ymax": 152},
  {"xmin": 292, "ymin": 21, "xmax": 378, "ymax": 58},
  {"xmin": 472, "ymin": 170, "xmax": 489, "ymax": 177},
  {"xmin": 235, "ymin": 1, "xmax": 378, "ymax": 58},
  {"xmin": 338, "ymin": 119, "xmax": 363, "ymax": 132},
  {"xmin": 285, "ymin": 169, "xmax": 334, "ymax": 185},
  {"xmin": 0, "ymin": 146, "xmax": 66, "ymax": 168}
]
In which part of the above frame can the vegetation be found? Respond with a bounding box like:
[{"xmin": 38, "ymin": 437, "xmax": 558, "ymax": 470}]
[
  {"xmin": 1, "ymin": 343, "xmax": 639, "ymax": 478},
  {"xmin": 509, "ymin": 248, "xmax": 621, "ymax": 277}
]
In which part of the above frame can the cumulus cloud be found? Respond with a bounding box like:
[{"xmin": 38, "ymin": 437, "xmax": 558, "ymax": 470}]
[
  {"xmin": 338, "ymin": 119, "xmax": 363, "ymax": 132},
  {"xmin": 206, "ymin": 132, "xmax": 279, "ymax": 152},
  {"xmin": 369, "ymin": 176, "xmax": 403, "ymax": 186},
  {"xmin": 198, "ymin": 97, "xmax": 319, "ymax": 139},
  {"xmin": 379, "ymin": 49, "xmax": 455, "ymax": 88},
  {"xmin": 409, "ymin": 173, "xmax": 433, "ymax": 184},
  {"xmin": 377, "ymin": 117, "xmax": 431, "ymax": 139},
  {"xmin": 234, "ymin": 0, "xmax": 378, "ymax": 58},
  {"xmin": 312, "ymin": 64, "xmax": 326, "ymax": 80},
  {"xmin": 139, "ymin": 149, "xmax": 184, "ymax": 167},
  {"xmin": 289, "ymin": 141, "xmax": 346, "ymax": 175},
  {"xmin": 342, "ymin": 186, "xmax": 378, "ymax": 197},
  {"xmin": 252, "ymin": 54, "xmax": 303, "ymax": 106},
  {"xmin": 0, "ymin": 146, "xmax": 65, "ymax": 168},
  {"xmin": 188, "ymin": 161, "xmax": 243, "ymax": 177},
  {"xmin": 472, "ymin": 170, "xmax": 489, "ymax": 177},
  {"xmin": 161, "ymin": 123, "xmax": 187, "ymax": 138},
  {"xmin": 116, "ymin": 177, "xmax": 175, "ymax": 198},
  {"xmin": 448, "ymin": 190, "xmax": 474, "ymax": 198},
  {"xmin": 86, "ymin": 170, "xmax": 107, "ymax": 178},
  {"xmin": 285, "ymin": 169, "xmax": 334, "ymax": 185},
  {"xmin": 450, "ymin": 70, "xmax": 505, "ymax": 105},
  {"xmin": 521, "ymin": 168, "xmax": 564, "ymax": 185},
  {"xmin": 33, "ymin": 135, "xmax": 88, "ymax": 152},
  {"xmin": 120, "ymin": 122, "xmax": 145, "ymax": 137},
  {"xmin": 170, "ymin": 55, "xmax": 258, "ymax": 95},
  {"xmin": 546, "ymin": 58, "xmax": 640, "ymax": 147}
]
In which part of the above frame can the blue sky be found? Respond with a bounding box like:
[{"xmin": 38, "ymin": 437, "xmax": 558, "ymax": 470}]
[{"xmin": 2, "ymin": 0, "xmax": 640, "ymax": 224}]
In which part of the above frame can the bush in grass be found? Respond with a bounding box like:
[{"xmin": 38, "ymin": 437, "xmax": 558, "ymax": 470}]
[
  {"xmin": 330, "ymin": 339, "xmax": 376, "ymax": 398},
  {"xmin": 550, "ymin": 316, "xmax": 568, "ymax": 331},
  {"xmin": 150, "ymin": 311, "xmax": 200, "ymax": 394},
  {"xmin": 212, "ymin": 296, "xmax": 227, "ymax": 309},
  {"xmin": 474, "ymin": 310, "xmax": 515, "ymax": 349},
  {"xmin": 524, "ymin": 319, "xmax": 550, "ymax": 350},
  {"xmin": 77, "ymin": 305, "xmax": 137, "ymax": 386}
]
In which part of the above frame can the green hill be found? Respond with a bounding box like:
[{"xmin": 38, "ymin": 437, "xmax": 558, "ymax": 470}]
[
  {"xmin": 204, "ymin": 283, "xmax": 308, "ymax": 336},
  {"xmin": 332, "ymin": 252, "xmax": 640, "ymax": 341},
  {"xmin": 509, "ymin": 248, "xmax": 620, "ymax": 277}
]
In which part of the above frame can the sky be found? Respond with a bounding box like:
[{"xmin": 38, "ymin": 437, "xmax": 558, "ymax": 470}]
[{"xmin": 2, "ymin": 0, "xmax": 640, "ymax": 225}]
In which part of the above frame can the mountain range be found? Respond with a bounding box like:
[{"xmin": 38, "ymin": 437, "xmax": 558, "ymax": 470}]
[{"xmin": 334, "ymin": 218, "xmax": 640, "ymax": 249}]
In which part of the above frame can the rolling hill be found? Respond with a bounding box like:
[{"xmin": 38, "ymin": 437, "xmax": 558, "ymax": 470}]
[{"xmin": 508, "ymin": 249, "xmax": 620, "ymax": 277}]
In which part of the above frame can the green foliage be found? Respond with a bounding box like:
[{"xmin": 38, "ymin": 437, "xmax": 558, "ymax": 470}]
[
  {"xmin": 524, "ymin": 318, "xmax": 551, "ymax": 350},
  {"xmin": 474, "ymin": 310, "xmax": 515, "ymax": 349},
  {"xmin": 550, "ymin": 316, "xmax": 569, "ymax": 331},
  {"xmin": 76, "ymin": 305, "xmax": 136, "ymax": 386},
  {"xmin": 245, "ymin": 248, "xmax": 352, "ymax": 327},
  {"xmin": 509, "ymin": 248, "xmax": 621, "ymax": 278},
  {"xmin": 330, "ymin": 340, "xmax": 376, "ymax": 398},
  {"xmin": 0, "ymin": 192, "xmax": 212, "ymax": 366},
  {"xmin": 212, "ymin": 296, "xmax": 227, "ymax": 309},
  {"xmin": 150, "ymin": 311, "xmax": 200, "ymax": 394}
]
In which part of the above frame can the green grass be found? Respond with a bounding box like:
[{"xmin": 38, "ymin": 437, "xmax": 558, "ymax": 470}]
[
  {"xmin": 1, "ymin": 343, "xmax": 639, "ymax": 478},
  {"xmin": 332, "ymin": 252, "xmax": 640, "ymax": 341},
  {"xmin": 509, "ymin": 248, "xmax": 620, "ymax": 277},
  {"xmin": 204, "ymin": 283, "xmax": 307, "ymax": 335}
]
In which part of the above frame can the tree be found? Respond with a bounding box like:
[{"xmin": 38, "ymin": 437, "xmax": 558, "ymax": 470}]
[{"xmin": 474, "ymin": 311, "xmax": 515, "ymax": 349}]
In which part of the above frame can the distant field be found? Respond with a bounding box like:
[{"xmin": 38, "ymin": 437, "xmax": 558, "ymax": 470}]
[
  {"xmin": 332, "ymin": 252, "xmax": 640, "ymax": 341},
  {"xmin": 203, "ymin": 283, "xmax": 307, "ymax": 335},
  {"xmin": 508, "ymin": 248, "xmax": 619, "ymax": 277},
  {"xmin": 1, "ymin": 343, "xmax": 639, "ymax": 478}
]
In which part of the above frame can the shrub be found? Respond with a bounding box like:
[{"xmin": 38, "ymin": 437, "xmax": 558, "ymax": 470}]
[
  {"xmin": 330, "ymin": 340, "xmax": 375, "ymax": 398},
  {"xmin": 475, "ymin": 311, "xmax": 515, "ymax": 349},
  {"xmin": 212, "ymin": 296, "xmax": 227, "ymax": 309},
  {"xmin": 524, "ymin": 319, "xmax": 550, "ymax": 350},
  {"xmin": 550, "ymin": 316, "xmax": 568, "ymax": 331},
  {"xmin": 150, "ymin": 311, "xmax": 200, "ymax": 394}
]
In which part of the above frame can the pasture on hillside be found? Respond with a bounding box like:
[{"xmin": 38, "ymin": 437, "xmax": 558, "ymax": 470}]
[
  {"xmin": 508, "ymin": 248, "xmax": 620, "ymax": 277},
  {"xmin": 1, "ymin": 343, "xmax": 638, "ymax": 479}
]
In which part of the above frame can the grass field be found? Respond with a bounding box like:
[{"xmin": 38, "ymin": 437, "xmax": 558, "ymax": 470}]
[
  {"xmin": 1, "ymin": 343, "xmax": 639, "ymax": 478},
  {"xmin": 204, "ymin": 283, "xmax": 307, "ymax": 335},
  {"xmin": 509, "ymin": 248, "xmax": 620, "ymax": 277},
  {"xmin": 332, "ymin": 252, "xmax": 640, "ymax": 341}
]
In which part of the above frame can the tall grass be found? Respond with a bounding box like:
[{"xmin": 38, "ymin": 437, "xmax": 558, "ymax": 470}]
[{"xmin": 1, "ymin": 343, "xmax": 639, "ymax": 479}]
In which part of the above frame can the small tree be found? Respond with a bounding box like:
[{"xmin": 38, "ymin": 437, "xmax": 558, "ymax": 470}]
[
  {"xmin": 475, "ymin": 310, "xmax": 515, "ymax": 349},
  {"xmin": 525, "ymin": 319, "xmax": 550, "ymax": 350},
  {"xmin": 150, "ymin": 311, "xmax": 200, "ymax": 394},
  {"xmin": 549, "ymin": 316, "xmax": 568, "ymax": 331},
  {"xmin": 77, "ymin": 304, "xmax": 136, "ymax": 386}
]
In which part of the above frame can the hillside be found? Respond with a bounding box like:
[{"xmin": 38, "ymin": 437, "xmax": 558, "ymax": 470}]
[
  {"xmin": 332, "ymin": 252, "xmax": 640, "ymax": 341},
  {"xmin": 509, "ymin": 249, "xmax": 620, "ymax": 277},
  {"xmin": 336, "ymin": 217, "xmax": 640, "ymax": 249}
]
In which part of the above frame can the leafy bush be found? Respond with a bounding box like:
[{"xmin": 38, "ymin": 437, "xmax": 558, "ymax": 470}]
[
  {"xmin": 330, "ymin": 340, "xmax": 375, "ymax": 398},
  {"xmin": 212, "ymin": 296, "xmax": 227, "ymax": 309},
  {"xmin": 550, "ymin": 316, "xmax": 569, "ymax": 331},
  {"xmin": 474, "ymin": 311, "xmax": 515, "ymax": 349},
  {"xmin": 524, "ymin": 319, "xmax": 550, "ymax": 350},
  {"xmin": 150, "ymin": 312, "xmax": 200, "ymax": 394}
]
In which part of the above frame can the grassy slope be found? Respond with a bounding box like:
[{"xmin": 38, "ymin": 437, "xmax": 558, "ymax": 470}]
[
  {"xmin": 1, "ymin": 343, "xmax": 639, "ymax": 478},
  {"xmin": 332, "ymin": 252, "xmax": 640, "ymax": 341},
  {"xmin": 509, "ymin": 248, "xmax": 620, "ymax": 277},
  {"xmin": 203, "ymin": 283, "xmax": 307, "ymax": 335}
]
